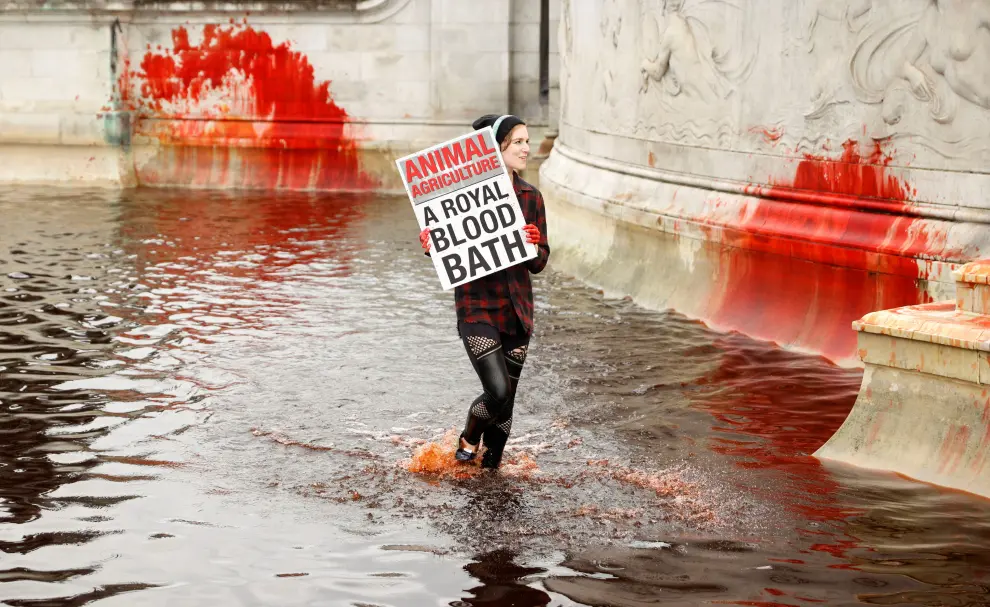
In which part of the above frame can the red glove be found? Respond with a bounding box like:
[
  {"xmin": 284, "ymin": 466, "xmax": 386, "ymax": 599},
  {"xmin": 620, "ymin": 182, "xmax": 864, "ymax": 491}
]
[
  {"xmin": 419, "ymin": 227, "xmax": 431, "ymax": 252},
  {"xmin": 522, "ymin": 223, "xmax": 540, "ymax": 244}
]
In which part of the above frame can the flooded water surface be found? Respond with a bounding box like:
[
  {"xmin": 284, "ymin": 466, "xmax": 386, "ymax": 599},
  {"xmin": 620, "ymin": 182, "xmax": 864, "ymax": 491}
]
[{"xmin": 2, "ymin": 187, "xmax": 990, "ymax": 606}]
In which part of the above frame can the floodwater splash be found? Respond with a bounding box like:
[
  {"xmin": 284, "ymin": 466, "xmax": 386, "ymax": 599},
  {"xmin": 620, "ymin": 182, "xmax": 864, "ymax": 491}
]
[
  {"xmin": 120, "ymin": 21, "xmax": 375, "ymax": 191},
  {"xmin": 400, "ymin": 431, "xmax": 720, "ymax": 529},
  {"xmin": 584, "ymin": 459, "xmax": 718, "ymax": 525},
  {"xmin": 404, "ymin": 429, "xmax": 541, "ymax": 481},
  {"xmin": 405, "ymin": 429, "xmax": 481, "ymax": 479}
]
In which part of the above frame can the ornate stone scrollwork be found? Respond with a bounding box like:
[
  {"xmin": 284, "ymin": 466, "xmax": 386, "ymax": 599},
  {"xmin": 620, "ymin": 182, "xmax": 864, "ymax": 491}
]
[{"xmin": 850, "ymin": 0, "xmax": 990, "ymax": 127}]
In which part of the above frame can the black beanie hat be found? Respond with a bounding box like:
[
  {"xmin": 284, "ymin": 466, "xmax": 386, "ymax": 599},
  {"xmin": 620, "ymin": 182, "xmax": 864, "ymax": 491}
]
[{"xmin": 472, "ymin": 113, "xmax": 526, "ymax": 145}]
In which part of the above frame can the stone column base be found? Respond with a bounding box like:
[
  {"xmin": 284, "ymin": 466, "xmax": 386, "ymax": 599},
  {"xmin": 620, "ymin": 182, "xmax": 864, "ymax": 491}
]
[{"xmin": 815, "ymin": 260, "xmax": 990, "ymax": 498}]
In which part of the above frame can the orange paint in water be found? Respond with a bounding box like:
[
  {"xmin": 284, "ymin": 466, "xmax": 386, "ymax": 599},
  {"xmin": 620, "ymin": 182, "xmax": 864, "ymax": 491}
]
[
  {"xmin": 122, "ymin": 23, "xmax": 374, "ymax": 191},
  {"xmin": 714, "ymin": 139, "xmax": 935, "ymax": 361},
  {"xmin": 404, "ymin": 429, "xmax": 541, "ymax": 481},
  {"xmin": 406, "ymin": 430, "xmax": 484, "ymax": 479}
]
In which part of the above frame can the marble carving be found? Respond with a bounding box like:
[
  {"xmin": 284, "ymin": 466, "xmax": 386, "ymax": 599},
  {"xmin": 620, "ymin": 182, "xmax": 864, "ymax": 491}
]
[{"xmin": 557, "ymin": 0, "xmax": 990, "ymax": 172}]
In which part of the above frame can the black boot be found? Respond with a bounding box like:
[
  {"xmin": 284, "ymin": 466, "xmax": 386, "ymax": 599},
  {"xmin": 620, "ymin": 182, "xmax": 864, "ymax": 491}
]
[
  {"xmin": 480, "ymin": 413, "xmax": 512, "ymax": 469},
  {"xmin": 456, "ymin": 395, "xmax": 495, "ymax": 462}
]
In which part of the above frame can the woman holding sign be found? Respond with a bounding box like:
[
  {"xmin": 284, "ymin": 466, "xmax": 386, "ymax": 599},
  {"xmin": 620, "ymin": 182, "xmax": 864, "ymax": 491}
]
[{"xmin": 420, "ymin": 114, "xmax": 550, "ymax": 470}]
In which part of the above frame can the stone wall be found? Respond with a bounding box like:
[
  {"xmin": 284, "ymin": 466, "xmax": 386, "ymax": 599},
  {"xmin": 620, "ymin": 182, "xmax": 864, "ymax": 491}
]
[
  {"xmin": 0, "ymin": 0, "xmax": 552, "ymax": 189},
  {"xmin": 509, "ymin": 0, "xmax": 558, "ymax": 126},
  {"xmin": 539, "ymin": 0, "xmax": 990, "ymax": 364}
]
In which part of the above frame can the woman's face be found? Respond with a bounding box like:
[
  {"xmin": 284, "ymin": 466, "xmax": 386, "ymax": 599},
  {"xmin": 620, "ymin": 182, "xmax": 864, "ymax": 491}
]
[{"xmin": 501, "ymin": 125, "xmax": 530, "ymax": 172}]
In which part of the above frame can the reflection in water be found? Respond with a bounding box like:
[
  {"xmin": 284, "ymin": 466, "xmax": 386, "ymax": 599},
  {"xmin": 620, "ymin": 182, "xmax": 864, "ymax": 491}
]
[
  {"xmin": 1, "ymin": 187, "xmax": 990, "ymax": 606},
  {"xmin": 458, "ymin": 549, "xmax": 551, "ymax": 607},
  {"xmin": 0, "ymin": 189, "xmax": 163, "ymax": 603}
]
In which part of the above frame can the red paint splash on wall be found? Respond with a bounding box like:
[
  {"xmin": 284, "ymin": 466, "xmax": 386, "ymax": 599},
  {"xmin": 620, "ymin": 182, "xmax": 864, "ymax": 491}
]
[
  {"xmin": 748, "ymin": 125, "xmax": 784, "ymax": 145},
  {"xmin": 121, "ymin": 22, "xmax": 374, "ymax": 191},
  {"xmin": 712, "ymin": 140, "xmax": 936, "ymax": 361},
  {"xmin": 786, "ymin": 140, "xmax": 911, "ymax": 200}
]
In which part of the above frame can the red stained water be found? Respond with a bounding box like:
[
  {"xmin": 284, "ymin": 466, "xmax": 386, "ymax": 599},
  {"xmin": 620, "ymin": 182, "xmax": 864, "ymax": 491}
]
[
  {"xmin": 715, "ymin": 139, "xmax": 935, "ymax": 362},
  {"xmin": 122, "ymin": 23, "xmax": 373, "ymax": 191},
  {"xmin": 690, "ymin": 335, "xmax": 865, "ymax": 522},
  {"xmin": 596, "ymin": 462, "xmax": 717, "ymax": 525}
]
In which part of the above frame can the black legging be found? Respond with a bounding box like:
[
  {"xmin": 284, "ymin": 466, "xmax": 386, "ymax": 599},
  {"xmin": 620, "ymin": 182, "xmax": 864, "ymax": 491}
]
[{"xmin": 458, "ymin": 320, "xmax": 530, "ymax": 469}]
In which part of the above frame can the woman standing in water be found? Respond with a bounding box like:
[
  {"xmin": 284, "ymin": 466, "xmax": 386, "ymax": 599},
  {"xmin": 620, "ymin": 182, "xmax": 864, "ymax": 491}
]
[{"xmin": 420, "ymin": 114, "xmax": 550, "ymax": 470}]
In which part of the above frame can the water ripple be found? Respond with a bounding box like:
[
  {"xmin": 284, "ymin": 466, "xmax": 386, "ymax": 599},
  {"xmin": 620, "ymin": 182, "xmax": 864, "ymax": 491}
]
[{"xmin": 0, "ymin": 187, "xmax": 988, "ymax": 606}]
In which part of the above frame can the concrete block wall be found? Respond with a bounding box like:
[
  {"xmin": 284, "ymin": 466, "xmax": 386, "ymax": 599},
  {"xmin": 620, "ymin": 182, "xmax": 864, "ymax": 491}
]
[
  {"xmin": 0, "ymin": 0, "xmax": 551, "ymax": 188},
  {"xmin": 0, "ymin": 21, "xmax": 112, "ymax": 146},
  {"xmin": 429, "ymin": 0, "xmax": 509, "ymax": 122},
  {"xmin": 509, "ymin": 0, "xmax": 541, "ymax": 124},
  {"xmin": 0, "ymin": 15, "xmax": 131, "ymax": 185}
]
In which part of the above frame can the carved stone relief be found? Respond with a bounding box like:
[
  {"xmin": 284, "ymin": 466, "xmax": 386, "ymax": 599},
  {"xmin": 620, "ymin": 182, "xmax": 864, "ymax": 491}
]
[
  {"xmin": 797, "ymin": 0, "xmax": 872, "ymax": 123},
  {"xmin": 634, "ymin": 0, "xmax": 755, "ymax": 145},
  {"xmin": 559, "ymin": 0, "xmax": 990, "ymax": 170},
  {"xmin": 590, "ymin": 0, "xmax": 652, "ymax": 135},
  {"xmin": 850, "ymin": 1, "xmax": 990, "ymax": 125},
  {"xmin": 802, "ymin": 0, "xmax": 990, "ymax": 161}
]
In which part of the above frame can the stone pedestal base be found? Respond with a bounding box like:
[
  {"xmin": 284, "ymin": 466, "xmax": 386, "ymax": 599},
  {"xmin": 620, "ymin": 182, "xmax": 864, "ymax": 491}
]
[{"xmin": 815, "ymin": 261, "xmax": 990, "ymax": 498}]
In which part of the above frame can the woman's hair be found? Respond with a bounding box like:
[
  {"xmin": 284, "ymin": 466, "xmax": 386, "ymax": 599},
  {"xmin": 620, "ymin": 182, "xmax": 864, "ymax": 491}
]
[{"xmin": 472, "ymin": 114, "xmax": 526, "ymax": 149}]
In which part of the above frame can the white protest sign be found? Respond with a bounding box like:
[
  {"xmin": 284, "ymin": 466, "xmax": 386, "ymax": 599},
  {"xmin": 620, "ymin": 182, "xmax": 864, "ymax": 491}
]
[{"xmin": 396, "ymin": 127, "xmax": 537, "ymax": 290}]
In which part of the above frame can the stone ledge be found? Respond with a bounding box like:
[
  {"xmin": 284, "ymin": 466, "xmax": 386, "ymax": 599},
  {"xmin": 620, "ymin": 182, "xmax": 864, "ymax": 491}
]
[
  {"xmin": 954, "ymin": 282, "xmax": 990, "ymax": 315},
  {"xmin": 546, "ymin": 142, "xmax": 963, "ymax": 288},
  {"xmin": 815, "ymin": 364, "xmax": 990, "ymax": 499},
  {"xmin": 0, "ymin": 0, "xmax": 408, "ymax": 16},
  {"xmin": 954, "ymin": 260, "xmax": 990, "ymax": 285},
  {"xmin": 854, "ymin": 302, "xmax": 990, "ymax": 352},
  {"xmin": 857, "ymin": 332, "xmax": 981, "ymax": 384},
  {"xmin": 854, "ymin": 258, "xmax": 990, "ymax": 354},
  {"xmin": 817, "ymin": 260, "xmax": 990, "ymax": 497},
  {"xmin": 2, "ymin": 0, "xmax": 356, "ymax": 9}
]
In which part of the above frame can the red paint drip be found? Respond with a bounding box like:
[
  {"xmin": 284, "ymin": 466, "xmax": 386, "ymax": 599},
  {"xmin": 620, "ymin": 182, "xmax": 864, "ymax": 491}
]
[
  {"xmin": 937, "ymin": 424, "xmax": 971, "ymax": 475},
  {"xmin": 788, "ymin": 139, "xmax": 908, "ymax": 199},
  {"xmin": 122, "ymin": 23, "xmax": 374, "ymax": 191},
  {"xmin": 714, "ymin": 139, "xmax": 934, "ymax": 361}
]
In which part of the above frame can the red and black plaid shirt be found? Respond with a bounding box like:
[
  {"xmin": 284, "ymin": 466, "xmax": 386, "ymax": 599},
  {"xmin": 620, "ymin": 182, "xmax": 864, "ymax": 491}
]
[
  {"xmin": 454, "ymin": 172, "xmax": 550, "ymax": 335},
  {"xmin": 428, "ymin": 172, "xmax": 550, "ymax": 336}
]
